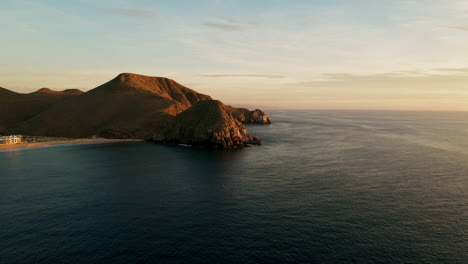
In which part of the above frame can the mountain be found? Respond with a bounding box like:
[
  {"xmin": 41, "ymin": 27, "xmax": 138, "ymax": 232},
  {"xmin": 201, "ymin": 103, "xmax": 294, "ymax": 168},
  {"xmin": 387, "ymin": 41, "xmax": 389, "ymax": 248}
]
[
  {"xmin": 0, "ymin": 87, "xmax": 83, "ymax": 131},
  {"xmin": 1, "ymin": 73, "xmax": 271, "ymax": 148},
  {"xmin": 32, "ymin": 88, "xmax": 84, "ymax": 96}
]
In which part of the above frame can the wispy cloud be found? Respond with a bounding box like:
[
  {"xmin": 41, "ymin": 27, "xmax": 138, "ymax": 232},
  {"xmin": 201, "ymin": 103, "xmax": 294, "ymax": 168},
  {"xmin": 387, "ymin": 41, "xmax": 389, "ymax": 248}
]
[
  {"xmin": 297, "ymin": 18, "xmax": 320, "ymax": 27},
  {"xmin": 203, "ymin": 17, "xmax": 258, "ymax": 31},
  {"xmin": 106, "ymin": 8, "xmax": 158, "ymax": 19},
  {"xmin": 18, "ymin": 24, "xmax": 38, "ymax": 33},
  {"xmin": 319, "ymin": 69, "xmax": 459, "ymax": 81},
  {"xmin": 203, "ymin": 22, "xmax": 242, "ymax": 31},
  {"xmin": 199, "ymin": 74, "xmax": 285, "ymax": 79},
  {"xmin": 436, "ymin": 67, "xmax": 468, "ymax": 73},
  {"xmin": 284, "ymin": 69, "xmax": 468, "ymax": 88},
  {"xmin": 300, "ymin": 71, "xmax": 436, "ymax": 83},
  {"xmin": 439, "ymin": 25, "xmax": 468, "ymax": 31}
]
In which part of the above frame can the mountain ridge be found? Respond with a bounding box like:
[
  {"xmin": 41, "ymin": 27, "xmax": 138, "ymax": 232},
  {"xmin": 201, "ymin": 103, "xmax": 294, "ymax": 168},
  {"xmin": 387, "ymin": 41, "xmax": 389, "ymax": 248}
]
[
  {"xmin": 0, "ymin": 73, "xmax": 271, "ymax": 148},
  {"xmin": 32, "ymin": 88, "xmax": 84, "ymax": 96}
]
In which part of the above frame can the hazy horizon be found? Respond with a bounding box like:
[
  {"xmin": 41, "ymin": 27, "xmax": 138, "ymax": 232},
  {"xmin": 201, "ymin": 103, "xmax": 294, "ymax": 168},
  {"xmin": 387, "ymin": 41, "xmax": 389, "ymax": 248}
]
[{"xmin": 3, "ymin": 0, "xmax": 468, "ymax": 111}]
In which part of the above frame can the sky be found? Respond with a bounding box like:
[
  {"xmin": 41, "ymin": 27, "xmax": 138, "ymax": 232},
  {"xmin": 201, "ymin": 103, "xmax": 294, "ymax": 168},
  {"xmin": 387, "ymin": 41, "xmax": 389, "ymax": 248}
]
[{"xmin": 2, "ymin": 0, "xmax": 468, "ymax": 110}]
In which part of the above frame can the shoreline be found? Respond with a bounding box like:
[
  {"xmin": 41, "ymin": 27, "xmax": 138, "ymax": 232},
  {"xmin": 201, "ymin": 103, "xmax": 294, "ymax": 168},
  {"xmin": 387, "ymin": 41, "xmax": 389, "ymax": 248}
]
[{"xmin": 0, "ymin": 138, "xmax": 144, "ymax": 150}]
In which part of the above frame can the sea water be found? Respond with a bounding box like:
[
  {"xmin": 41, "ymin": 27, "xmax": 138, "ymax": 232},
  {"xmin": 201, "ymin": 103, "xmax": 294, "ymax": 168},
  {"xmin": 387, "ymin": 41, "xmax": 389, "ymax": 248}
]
[{"xmin": 1, "ymin": 110, "xmax": 467, "ymax": 263}]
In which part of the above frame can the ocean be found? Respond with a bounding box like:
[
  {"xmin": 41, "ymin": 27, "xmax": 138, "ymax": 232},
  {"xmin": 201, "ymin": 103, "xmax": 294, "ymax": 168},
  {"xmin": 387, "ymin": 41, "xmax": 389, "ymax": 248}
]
[{"xmin": 1, "ymin": 110, "xmax": 467, "ymax": 264}]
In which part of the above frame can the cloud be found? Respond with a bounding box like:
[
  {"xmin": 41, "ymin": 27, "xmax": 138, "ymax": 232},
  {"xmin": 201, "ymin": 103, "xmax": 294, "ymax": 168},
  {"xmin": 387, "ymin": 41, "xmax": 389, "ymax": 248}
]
[
  {"xmin": 317, "ymin": 68, "xmax": 468, "ymax": 82},
  {"xmin": 439, "ymin": 26, "xmax": 468, "ymax": 31},
  {"xmin": 297, "ymin": 18, "xmax": 320, "ymax": 26},
  {"xmin": 302, "ymin": 71, "xmax": 436, "ymax": 83},
  {"xmin": 199, "ymin": 74, "xmax": 285, "ymax": 79},
  {"xmin": 203, "ymin": 22, "xmax": 242, "ymax": 31},
  {"xmin": 283, "ymin": 69, "xmax": 468, "ymax": 89},
  {"xmin": 106, "ymin": 8, "xmax": 158, "ymax": 19},
  {"xmin": 436, "ymin": 67, "xmax": 468, "ymax": 73},
  {"xmin": 18, "ymin": 24, "xmax": 38, "ymax": 33},
  {"xmin": 203, "ymin": 17, "xmax": 258, "ymax": 31}
]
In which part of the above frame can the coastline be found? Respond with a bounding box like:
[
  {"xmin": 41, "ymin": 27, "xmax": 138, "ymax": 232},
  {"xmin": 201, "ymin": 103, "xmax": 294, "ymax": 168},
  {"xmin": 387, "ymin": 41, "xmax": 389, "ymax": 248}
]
[{"xmin": 0, "ymin": 138, "xmax": 144, "ymax": 150}]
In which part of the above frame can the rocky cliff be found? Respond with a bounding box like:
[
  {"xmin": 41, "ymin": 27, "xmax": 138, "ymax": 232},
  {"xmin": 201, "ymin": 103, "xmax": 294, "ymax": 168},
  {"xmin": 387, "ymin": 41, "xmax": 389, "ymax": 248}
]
[
  {"xmin": 152, "ymin": 100, "xmax": 262, "ymax": 148},
  {"xmin": 227, "ymin": 106, "xmax": 272, "ymax": 124}
]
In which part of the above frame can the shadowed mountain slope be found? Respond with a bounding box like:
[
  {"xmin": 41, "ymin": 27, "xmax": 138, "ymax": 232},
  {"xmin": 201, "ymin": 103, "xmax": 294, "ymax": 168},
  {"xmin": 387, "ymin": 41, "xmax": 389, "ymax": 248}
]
[{"xmin": 0, "ymin": 87, "xmax": 84, "ymax": 129}]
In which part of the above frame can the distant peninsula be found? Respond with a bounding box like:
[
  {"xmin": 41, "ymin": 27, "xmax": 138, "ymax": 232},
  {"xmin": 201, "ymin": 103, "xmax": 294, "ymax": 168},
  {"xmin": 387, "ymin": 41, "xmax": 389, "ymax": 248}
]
[{"xmin": 0, "ymin": 73, "xmax": 271, "ymax": 148}]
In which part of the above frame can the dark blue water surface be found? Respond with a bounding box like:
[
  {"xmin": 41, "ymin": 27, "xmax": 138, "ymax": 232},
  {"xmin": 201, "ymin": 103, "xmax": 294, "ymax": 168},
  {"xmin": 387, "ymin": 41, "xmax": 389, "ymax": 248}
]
[{"xmin": 1, "ymin": 111, "xmax": 467, "ymax": 264}]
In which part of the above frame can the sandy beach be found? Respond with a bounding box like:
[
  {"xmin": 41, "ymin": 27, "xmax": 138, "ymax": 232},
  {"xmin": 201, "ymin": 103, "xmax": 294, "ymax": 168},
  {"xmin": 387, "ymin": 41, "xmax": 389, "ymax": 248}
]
[{"xmin": 0, "ymin": 138, "xmax": 144, "ymax": 150}]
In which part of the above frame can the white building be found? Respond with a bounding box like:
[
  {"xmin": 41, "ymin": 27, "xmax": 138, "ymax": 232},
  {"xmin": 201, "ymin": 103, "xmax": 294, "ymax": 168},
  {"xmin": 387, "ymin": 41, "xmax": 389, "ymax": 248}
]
[{"xmin": 1, "ymin": 135, "xmax": 23, "ymax": 144}]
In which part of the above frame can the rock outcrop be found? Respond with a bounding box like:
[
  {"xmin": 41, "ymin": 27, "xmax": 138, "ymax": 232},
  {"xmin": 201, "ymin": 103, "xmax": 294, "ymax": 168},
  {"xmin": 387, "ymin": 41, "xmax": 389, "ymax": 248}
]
[
  {"xmin": 152, "ymin": 100, "xmax": 262, "ymax": 148},
  {"xmin": 227, "ymin": 107, "xmax": 272, "ymax": 124},
  {"xmin": 1, "ymin": 73, "xmax": 270, "ymax": 148}
]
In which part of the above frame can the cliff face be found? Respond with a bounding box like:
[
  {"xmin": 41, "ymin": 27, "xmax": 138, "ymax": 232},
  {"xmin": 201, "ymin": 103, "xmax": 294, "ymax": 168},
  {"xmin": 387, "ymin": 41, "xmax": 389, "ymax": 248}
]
[
  {"xmin": 228, "ymin": 107, "xmax": 272, "ymax": 124},
  {"xmin": 2, "ymin": 73, "xmax": 270, "ymax": 148},
  {"xmin": 152, "ymin": 100, "xmax": 262, "ymax": 148}
]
